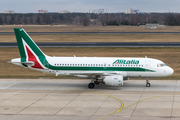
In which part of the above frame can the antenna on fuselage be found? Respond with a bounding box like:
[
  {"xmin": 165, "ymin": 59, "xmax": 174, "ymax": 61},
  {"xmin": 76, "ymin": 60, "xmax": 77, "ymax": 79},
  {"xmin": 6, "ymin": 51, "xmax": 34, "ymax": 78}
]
[
  {"xmin": 145, "ymin": 56, "xmax": 147, "ymax": 58},
  {"xmin": 74, "ymin": 55, "xmax": 76, "ymax": 57}
]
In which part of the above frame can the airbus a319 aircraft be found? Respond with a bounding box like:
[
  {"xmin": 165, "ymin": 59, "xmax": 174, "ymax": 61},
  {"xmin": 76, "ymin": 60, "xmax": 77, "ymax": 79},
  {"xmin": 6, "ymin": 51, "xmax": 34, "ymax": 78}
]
[{"xmin": 11, "ymin": 28, "xmax": 174, "ymax": 89}]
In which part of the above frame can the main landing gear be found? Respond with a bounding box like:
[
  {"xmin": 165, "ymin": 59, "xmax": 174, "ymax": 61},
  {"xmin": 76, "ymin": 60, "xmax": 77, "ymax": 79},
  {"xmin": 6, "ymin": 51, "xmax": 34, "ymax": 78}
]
[
  {"xmin": 88, "ymin": 79, "xmax": 100, "ymax": 89},
  {"xmin": 88, "ymin": 83, "xmax": 95, "ymax": 89},
  {"xmin": 146, "ymin": 78, "xmax": 151, "ymax": 87},
  {"xmin": 94, "ymin": 81, "xmax": 99, "ymax": 85}
]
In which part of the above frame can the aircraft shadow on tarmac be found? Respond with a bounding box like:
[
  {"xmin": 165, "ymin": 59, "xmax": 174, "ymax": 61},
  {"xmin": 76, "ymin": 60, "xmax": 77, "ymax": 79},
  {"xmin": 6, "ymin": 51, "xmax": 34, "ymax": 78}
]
[{"xmin": 8, "ymin": 81, "xmax": 176, "ymax": 91}]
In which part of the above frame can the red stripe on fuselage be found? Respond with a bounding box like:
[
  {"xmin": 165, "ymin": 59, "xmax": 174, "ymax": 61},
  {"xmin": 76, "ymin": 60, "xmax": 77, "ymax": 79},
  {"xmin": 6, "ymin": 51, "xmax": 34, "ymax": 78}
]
[{"xmin": 26, "ymin": 46, "xmax": 43, "ymax": 69}]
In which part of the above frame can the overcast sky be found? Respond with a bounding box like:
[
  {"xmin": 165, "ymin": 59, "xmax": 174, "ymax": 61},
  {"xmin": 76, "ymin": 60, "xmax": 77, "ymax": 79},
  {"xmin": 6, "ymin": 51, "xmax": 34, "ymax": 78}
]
[{"xmin": 1, "ymin": 0, "xmax": 180, "ymax": 13}]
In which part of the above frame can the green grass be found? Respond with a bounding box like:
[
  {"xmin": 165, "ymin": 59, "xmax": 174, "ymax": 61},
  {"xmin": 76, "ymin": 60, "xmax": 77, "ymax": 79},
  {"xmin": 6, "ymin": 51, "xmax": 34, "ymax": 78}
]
[{"xmin": 2, "ymin": 34, "xmax": 180, "ymax": 42}]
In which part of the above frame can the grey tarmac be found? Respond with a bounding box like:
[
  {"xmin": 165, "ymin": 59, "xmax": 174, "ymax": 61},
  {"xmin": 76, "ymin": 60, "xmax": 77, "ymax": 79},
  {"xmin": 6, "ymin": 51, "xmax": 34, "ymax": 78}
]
[{"xmin": 0, "ymin": 79, "xmax": 179, "ymax": 120}]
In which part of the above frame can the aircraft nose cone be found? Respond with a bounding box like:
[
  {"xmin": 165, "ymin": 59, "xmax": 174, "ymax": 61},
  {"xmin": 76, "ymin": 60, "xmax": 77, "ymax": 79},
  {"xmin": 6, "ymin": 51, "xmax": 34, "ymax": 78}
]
[{"xmin": 168, "ymin": 67, "xmax": 174, "ymax": 75}]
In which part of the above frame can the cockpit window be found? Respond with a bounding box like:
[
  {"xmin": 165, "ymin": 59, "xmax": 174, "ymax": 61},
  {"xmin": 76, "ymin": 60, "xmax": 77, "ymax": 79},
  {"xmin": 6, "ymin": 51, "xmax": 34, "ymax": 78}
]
[{"xmin": 157, "ymin": 63, "xmax": 167, "ymax": 67}]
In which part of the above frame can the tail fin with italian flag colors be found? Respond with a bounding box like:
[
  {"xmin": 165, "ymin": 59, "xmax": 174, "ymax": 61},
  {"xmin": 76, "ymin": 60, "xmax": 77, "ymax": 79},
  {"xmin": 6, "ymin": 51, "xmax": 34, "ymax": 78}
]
[{"xmin": 13, "ymin": 28, "xmax": 47, "ymax": 69}]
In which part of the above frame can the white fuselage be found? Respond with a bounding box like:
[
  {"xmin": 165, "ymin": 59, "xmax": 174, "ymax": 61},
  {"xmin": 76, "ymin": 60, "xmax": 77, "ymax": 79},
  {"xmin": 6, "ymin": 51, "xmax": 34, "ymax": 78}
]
[{"xmin": 12, "ymin": 56, "xmax": 174, "ymax": 78}]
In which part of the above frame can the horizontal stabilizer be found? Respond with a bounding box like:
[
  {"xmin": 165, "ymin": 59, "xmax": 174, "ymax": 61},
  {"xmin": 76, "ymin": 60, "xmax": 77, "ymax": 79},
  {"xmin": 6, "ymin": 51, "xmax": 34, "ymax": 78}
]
[
  {"xmin": 21, "ymin": 61, "xmax": 34, "ymax": 66},
  {"xmin": 12, "ymin": 61, "xmax": 34, "ymax": 66}
]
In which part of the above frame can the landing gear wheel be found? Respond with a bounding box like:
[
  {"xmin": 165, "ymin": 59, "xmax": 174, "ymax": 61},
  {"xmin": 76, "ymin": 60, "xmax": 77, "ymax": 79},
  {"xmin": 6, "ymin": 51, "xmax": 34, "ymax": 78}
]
[
  {"xmin": 88, "ymin": 83, "xmax": 95, "ymax": 89},
  {"xmin": 146, "ymin": 78, "xmax": 150, "ymax": 87},
  {"xmin": 146, "ymin": 83, "xmax": 151, "ymax": 87},
  {"xmin": 94, "ymin": 81, "xmax": 99, "ymax": 85}
]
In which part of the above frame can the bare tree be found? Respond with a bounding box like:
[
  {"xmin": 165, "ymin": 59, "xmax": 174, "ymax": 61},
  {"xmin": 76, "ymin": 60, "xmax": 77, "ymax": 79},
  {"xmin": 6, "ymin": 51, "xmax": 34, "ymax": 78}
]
[{"xmin": 82, "ymin": 17, "xmax": 90, "ymax": 26}]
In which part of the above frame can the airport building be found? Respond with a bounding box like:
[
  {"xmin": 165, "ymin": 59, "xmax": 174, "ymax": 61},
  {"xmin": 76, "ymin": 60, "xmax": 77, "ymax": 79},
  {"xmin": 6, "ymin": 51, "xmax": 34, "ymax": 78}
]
[
  {"xmin": 58, "ymin": 10, "xmax": 69, "ymax": 13},
  {"xmin": 88, "ymin": 9, "xmax": 109, "ymax": 14},
  {"xmin": 125, "ymin": 8, "xmax": 139, "ymax": 14},
  {"xmin": 38, "ymin": 10, "xmax": 48, "ymax": 13},
  {"xmin": 4, "ymin": 10, "xmax": 14, "ymax": 14}
]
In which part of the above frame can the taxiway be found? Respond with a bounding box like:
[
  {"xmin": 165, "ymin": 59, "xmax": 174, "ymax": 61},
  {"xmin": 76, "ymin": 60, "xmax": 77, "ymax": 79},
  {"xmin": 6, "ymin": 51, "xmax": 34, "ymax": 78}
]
[{"xmin": 0, "ymin": 79, "xmax": 179, "ymax": 120}]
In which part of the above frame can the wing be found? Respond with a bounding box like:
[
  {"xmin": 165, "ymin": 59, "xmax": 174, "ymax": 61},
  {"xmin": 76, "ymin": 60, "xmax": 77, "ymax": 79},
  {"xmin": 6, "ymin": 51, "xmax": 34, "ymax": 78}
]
[{"xmin": 56, "ymin": 71, "xmax": 127, "ymax": 78}]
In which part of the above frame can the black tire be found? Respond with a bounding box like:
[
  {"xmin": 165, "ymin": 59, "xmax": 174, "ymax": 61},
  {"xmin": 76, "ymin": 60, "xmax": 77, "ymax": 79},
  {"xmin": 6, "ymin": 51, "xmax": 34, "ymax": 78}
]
[
  {"xmin": 146, "ymin": 83, "xmax": 151, "ymax": 87},
  {"xmin": 88, "ymin": 83, "xmax": 95, "ymax": 89}
]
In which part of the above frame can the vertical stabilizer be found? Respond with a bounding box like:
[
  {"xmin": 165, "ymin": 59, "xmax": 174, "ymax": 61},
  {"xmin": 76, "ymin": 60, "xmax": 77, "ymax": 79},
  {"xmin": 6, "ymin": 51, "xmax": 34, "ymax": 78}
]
[{"xmin": 14, "ymin": 28, "xmax": 46, "ymax": 69}]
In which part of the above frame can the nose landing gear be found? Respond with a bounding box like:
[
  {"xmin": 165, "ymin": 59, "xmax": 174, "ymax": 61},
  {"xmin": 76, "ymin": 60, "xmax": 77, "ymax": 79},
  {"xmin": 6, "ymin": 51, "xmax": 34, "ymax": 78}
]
[{"xmin": 146, "ymin": 78, "xmax": 151, "ymax": 87}]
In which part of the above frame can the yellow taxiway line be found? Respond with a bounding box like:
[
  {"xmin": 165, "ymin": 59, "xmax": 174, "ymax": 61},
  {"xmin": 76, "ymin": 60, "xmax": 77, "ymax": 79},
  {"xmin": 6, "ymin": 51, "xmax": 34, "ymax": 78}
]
[
  {"xmin": 60, "ymin": 88, "xmax": 124, "ymax": 120},
  {"xmin": 122, "ymin": 92, "xmax": 180, "ymax": 111}
]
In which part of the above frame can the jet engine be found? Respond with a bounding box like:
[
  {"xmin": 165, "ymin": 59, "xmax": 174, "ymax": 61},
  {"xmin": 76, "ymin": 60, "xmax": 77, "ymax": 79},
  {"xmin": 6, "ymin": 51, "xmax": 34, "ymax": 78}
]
[{"xmin": 103, "ymin": 75, "xmax": 123, "ymax": 86}]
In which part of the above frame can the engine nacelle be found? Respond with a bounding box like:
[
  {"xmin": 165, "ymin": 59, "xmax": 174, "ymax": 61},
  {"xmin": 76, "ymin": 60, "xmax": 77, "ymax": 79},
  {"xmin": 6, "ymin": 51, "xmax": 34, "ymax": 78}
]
[{"xmin": 103, "ymin": 75, "xmax": 123, "ymax": 86}]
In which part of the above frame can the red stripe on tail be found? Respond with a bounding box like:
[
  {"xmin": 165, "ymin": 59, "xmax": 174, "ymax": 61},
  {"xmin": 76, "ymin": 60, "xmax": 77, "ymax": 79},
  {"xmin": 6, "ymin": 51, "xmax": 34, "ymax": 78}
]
[{"xmin": 26, "ymin": 46, "xmax": 43, "ymax": 69}]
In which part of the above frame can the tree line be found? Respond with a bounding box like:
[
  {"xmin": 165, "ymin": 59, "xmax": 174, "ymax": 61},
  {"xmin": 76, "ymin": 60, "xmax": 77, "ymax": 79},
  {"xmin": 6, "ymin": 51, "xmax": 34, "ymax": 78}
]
[{"xmin": 0, "ymin": 13, "xmax": 179, "ymax": 26}]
